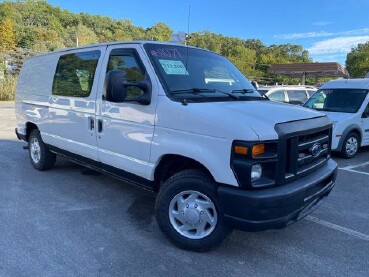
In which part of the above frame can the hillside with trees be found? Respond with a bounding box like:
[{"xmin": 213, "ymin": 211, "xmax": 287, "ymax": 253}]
[{"xmin": 1, "ymin": 0, "xmax": 319, "ymax": 100}]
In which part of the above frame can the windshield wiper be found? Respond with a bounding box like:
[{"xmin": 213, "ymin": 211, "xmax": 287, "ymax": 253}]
[
  {"xmin": 171, "ymin": 88, "xmax": 239, "ymax": 100},
  {"xmin": 171, "ymin": 88, "xmax": 216, "ymax": 95},
  {"xmin": 232, "ymin": 88, "xmax": 268, "ymax": 100},
  {"xmin": 231, "ymin": 89, "xmax": 255, "ymax": 94}
]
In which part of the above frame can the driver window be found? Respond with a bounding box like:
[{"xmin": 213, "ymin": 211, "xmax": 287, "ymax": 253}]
[
  {"xmin": 306, "ymin": 93, "xmax": 326, "ymax": 109},
  {"xmin": 313, "ymin": 93, "xmax": 326, "ymax": 109},
  {"xmin": 107, "ymin": 53, "xmax": 145, "ymax": 98}
]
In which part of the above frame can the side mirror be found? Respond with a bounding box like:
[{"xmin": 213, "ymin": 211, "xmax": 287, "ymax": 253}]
[{"xmin": 104, "ymin": 70, "xmax": 151, "ymax": 105}]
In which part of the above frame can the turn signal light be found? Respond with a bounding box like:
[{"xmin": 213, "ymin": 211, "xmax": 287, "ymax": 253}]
[
  {"xmin": 252, "ymin": 144, "xmax": 265, "ymax": 157},
  {"xmin": 234, "ymin": 146, "xmax": 248, "ymax": 156}
]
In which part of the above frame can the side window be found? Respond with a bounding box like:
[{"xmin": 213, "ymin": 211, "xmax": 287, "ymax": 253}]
[
  {"xmin": 287, "ymin": 90, "xmax": 308, "ymax": 103},
  {"xmin": 107, "ymin": 51, "xmax": 145, "ymax": 99},
  {"xmin": 52, "ymin": 51, "xmax": 101, "ymax": 97},
  {"xmin": 305, "ymin": 92, "xmax": 326, "ymax": 109},
  {"xmin": 268, "ymin": 90, "xmax": 285, "ymax": 102}
]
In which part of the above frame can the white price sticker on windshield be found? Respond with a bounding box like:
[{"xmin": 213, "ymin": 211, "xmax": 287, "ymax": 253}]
[{"xmin": 159, "ymin": 59, "xmax": 189, "ymax": 75}]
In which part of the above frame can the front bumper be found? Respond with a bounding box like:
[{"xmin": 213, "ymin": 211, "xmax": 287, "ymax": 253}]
[{"xmin": 219, "ymin": 159, "xmax": 337, "ymax": 231}]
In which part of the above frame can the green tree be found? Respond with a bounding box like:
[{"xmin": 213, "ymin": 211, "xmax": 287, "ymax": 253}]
[
  {"xmin": 228, "ymin": 45, "xmax": 256, "ymax": 76},
  {"xmin": 346, "ymin": 41, "xmax": 369, "ymax": 78},
  {"xmin": 75, "ymin": 24, "xmax": 98, "ymax": 46},
  {"xmin": 146, "ymin": 22, "xmax": 172, "ymax": 41},
  {"xmin": 114, "ymin": 19, "xmax": 145, "ymax": 41},
  {"xmin": 0, "ymin": 18, "xmax": 16, "ymax": 53}
]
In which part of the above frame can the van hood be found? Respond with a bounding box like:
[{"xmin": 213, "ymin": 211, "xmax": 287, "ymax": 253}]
[
  {"xmin": 319, "ymin": 111, "xmax": 355, "ymax": 122},
  {"xmin": 157, "ymin": 97, "xmax": 326, "ymax": 141}
]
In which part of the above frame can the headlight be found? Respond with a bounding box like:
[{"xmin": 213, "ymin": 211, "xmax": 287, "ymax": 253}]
[{"xmin": 251, "ymin": 164, "xmax": 262, "ymax": 181}]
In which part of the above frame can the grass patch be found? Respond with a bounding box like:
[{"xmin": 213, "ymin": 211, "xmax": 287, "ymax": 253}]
[{"xmin": 0, "ymin": 75, "xmax": 17, "ymax": 101}]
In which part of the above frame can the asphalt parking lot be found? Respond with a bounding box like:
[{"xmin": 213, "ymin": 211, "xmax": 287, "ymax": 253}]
[{"xmin": 1, "ymin": 101, "xmax": 368, "ymax": 276}]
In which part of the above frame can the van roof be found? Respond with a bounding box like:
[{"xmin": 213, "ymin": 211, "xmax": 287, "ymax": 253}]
[
  {"xmin": 258, "ymin": 85, "xmax": 317, "ymax": 90},
  {"xmin": 320, "ymin": 78, "xmax": 369, "ymax": 90},
  {"xmin": 30, "ymin": 41, "xmax": 205, "ymax": 58}
]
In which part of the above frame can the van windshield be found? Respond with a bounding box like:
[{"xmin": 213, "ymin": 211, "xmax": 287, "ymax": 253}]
[
  {"xmin": 303, "ymin": 89, "xmax": 368, "ymax": 113},
  {"xmin": 144, "ymin": 43, "xmax": 263, "ymax": 102}
]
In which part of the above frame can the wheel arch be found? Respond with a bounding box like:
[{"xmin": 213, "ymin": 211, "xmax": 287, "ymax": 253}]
[
  {"xmin": 336, "ymin": 125, "xmax": 362, "ymax": 151},
  {"xmin": 153, "ymin": 154, "xmax": 215, "ymax": 192},
  {"xmin": 24, "ymin": 122, "xmax": 39, "ymax": 141}
]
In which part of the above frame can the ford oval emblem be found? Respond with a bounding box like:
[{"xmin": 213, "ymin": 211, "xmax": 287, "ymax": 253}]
[{"xmin": 310, "ymin": 143, "xmax": 322, "ymax": 157}]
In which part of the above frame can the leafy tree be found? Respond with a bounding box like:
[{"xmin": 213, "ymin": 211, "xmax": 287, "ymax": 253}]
[
  {"xmin": 0, "ymin": 18, "xmax": 16, "ymax": 53},
  {"xmin": 16, "ymin": 26, "xmax": 37, "ymax": 48},
  {"xmin": 115, "ymin": 19, "xmax": 145, "ymax": 41},
  {"xmin": 73, "ymin": 24, "xmax": 98, "ymax": 46},
  {"xmin": 346, "ymin": 42, "xmax": 369, "ymax": 78},
  {"xmin": 228, "ymin": 45, "xmax": 256, "ymax": 76},
  {"xmin": 32, "ymin": 27, "xmax": 64, "ymax": 51},
  {"xmin": 145, "ymin": 22, "xmax": 172, "ymax": 41}
]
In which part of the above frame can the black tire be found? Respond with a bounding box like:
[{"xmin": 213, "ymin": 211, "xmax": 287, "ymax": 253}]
[
  {"xmin": 155, "ymin": 169, "xmax": 231, "ymax": 252},
  {"xmin": 28, "ymin": 129, "xmax": 56, "ymax": 171},
  {"xmin": 340, "ymin": 132, "xmax": 359, "ymax": 159}
]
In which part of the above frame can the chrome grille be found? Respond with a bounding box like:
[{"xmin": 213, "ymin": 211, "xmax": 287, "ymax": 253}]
[{"xmin": 285, "ymin": 128, "xmax": 331, "ymax": 179}]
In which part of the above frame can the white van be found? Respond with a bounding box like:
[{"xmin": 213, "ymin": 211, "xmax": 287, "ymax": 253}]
[
  {"xmin": 304, "ymin": 78, "xmax": 369, "ymax": 158},
  {"xmin": 15, "ymin": 41, "xmax": 337, "ymax": 251}
]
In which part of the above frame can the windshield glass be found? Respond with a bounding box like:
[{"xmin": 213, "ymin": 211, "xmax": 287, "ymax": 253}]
[
  {"xmin": 303, "ymin": 89, "xmax": 368, "ymax": 113},
  {"xmin": 144, "ymin": 43, "xmax": 262, "ymax": 102}
]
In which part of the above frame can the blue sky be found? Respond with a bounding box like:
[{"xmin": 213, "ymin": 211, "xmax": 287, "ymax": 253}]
[{"xmin": 44, "ymin": 0, "xmax": 369, "ymax": 64}]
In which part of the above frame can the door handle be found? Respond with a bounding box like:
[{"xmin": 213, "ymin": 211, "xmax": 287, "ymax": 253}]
[
  {"xmin": 88, "ymin": 117, "xmax": 95, "ymax": 130},
  {"xmin": 98, "ymin": 119, "xmax": 103, "ymax": 133}
]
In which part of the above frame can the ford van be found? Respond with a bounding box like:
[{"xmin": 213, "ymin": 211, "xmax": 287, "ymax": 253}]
[{"xmin": 15, "ymin": 41, "xmax": 337, "ymax": 251}]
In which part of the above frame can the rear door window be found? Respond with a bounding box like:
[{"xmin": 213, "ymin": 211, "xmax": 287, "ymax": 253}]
[{"xmin": 52, "ymin": 50, "xmax": 101, "ymax": 97}]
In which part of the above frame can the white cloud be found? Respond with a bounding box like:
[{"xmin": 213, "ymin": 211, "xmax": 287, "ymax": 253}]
[
  {"xmin": 312, "ymin": 22, "xmax": 332, "ymax": 26},
  {"xmin": 310, "ymin": 54, "xmax": 347, "ymax": 63},
  {"xmin": 307, "ymin": 36, "xmax": 369, "ymax": 55},
  {"xmin": 274, "ymin": 28, "xmax": 369, "ymax": 40},
  {"xmin": 274, "ymin": 31, "xmax": 334, "ymax": 39}
]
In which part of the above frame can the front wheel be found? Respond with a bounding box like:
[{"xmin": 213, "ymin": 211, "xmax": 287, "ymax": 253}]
[
  {"xmin": 341, "ymin": 133, "xmax": 359, "ymax": 159},
  {"xmin": 155, "ymin": 169, "xmax": 231, "ymax": 252}
]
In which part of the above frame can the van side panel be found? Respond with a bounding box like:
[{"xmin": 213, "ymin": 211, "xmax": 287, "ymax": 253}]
[{"xmin": 15, "ymin": 54, "xmax": 59, "ymax": 137}]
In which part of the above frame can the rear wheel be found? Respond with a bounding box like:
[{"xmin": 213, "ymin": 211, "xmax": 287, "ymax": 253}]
[
  {"xmin": 28, "ymin": 129, "xmax": 56, "ymax": 170},
  {"xmin": 155, "ymin": 169, "xmax": 231, "ymax": 252},
  {"xmin": 341, "ymin": 132, "xmax": 359, "ymax": 159}
]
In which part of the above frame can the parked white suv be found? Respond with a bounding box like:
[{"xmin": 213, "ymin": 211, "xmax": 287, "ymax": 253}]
[
  {"xmin": 15, "ymin": 41, "xmax": 337, "ymax": 251},
  {"xmin": 304, "ymin": 78, "xmax": 369, "ymax": 158},
  {"xmin": 258, "ymin": 86, "xmax": 317, "ymax": 105}
]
